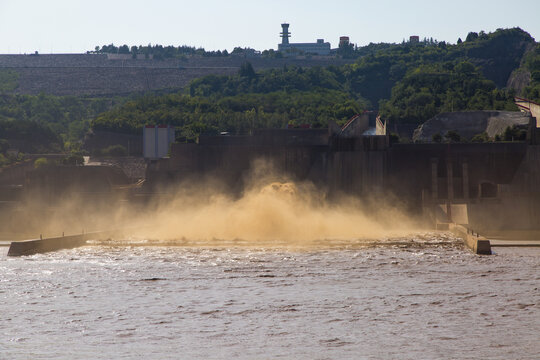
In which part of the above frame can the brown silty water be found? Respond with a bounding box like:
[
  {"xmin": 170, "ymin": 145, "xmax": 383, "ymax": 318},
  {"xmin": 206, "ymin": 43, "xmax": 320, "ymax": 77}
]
[{"xmin": 1, "ymin": 169, "xmax": 539, "ymax": 359}]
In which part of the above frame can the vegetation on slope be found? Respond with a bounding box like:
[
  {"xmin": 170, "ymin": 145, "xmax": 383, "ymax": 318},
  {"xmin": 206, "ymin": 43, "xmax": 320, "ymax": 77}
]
[
  {"xmin": 379, "ymin": 61, "xmax": 517, "ymax": 124},
  {"xmin": 519, "ymin": 44, "xmax": 540, "ymax": 102},
  {"xmin": 344, "ymin": 27, "xmax": 533, "ymax": 106},
  {"xmin": 0, "ymin": 94, "xmax": 120, "ymax": 153},
  {"xmin": 92, "ymin": 88, "xmax": 364, "ymax": 139},
  {"xmin": 0, "ymin": 70, "xmax": 19, "ymax": 93},
  {"xmin": 92, "ymin": 28, "xmax": 531, "ymax": 137},
  {"xmin": 0, "ymin": 27, "xmax": 536, "ymax": 154}
]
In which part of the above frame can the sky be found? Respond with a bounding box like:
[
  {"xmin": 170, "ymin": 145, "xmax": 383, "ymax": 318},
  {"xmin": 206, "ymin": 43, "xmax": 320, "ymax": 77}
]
[{"xmin": 0, "ymin": 0, "xmax": 539, "ymax": 54}]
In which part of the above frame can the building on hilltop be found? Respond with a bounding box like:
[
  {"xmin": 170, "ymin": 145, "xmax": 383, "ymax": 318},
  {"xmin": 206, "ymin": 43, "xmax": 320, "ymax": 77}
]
[
  {"xmin": 277, "ymin": 23, "xmax": 331, "ymax": 56},
  {"xmin": 339, "ymin": 36, "xmax": 350, "ymax": 47}
]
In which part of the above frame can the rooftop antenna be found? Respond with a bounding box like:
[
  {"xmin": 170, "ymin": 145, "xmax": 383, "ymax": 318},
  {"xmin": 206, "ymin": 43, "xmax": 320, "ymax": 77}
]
[{"xmin": 280, "ymin": 23, "xmax": 290, "ymax": 45}]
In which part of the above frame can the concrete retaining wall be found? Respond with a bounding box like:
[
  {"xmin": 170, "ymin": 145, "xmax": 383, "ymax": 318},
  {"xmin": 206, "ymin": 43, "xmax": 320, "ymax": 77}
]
[
  {"xmin": 0, "ymin": 55, "xmax": 354, "ymax": 96},
  {"xmin": 7, "ymin": 230, "xmax": 117, "ymax": 256},
  {"xmin": 449, "ymin": 223, "xmax": 491, "ymax": 255}
]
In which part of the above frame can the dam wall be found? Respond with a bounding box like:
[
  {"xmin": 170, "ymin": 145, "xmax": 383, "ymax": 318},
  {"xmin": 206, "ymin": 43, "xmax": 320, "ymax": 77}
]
[
  {"xmin": 5, "ymin": 67, "xmax": 237, "ymax": 96},
  {"xmin": 146, "ymin": 130, "xmax": 540, "ymax": 231},
  {"xmin": 145, "ymin": 129, "xmax": 329, "ymax": 191},
  {"xmin": 0, "ymin": 160, "xmax": 34, "ymax": 186},
  {"xmin": 386, "ymin": 143, "xmax": 527, "ymax": 213},
  {"xmin": 23, "ymin": 165, "xmax": 132, "ymax": 203},
  {"xmin": 494, "ymin": 145, "xmax": 540, "ymax": 230},
  {"xmin": 0, "ymin": 54, "xmax": 354, "ymax": 96},
  {"xmin": 0, "ymin": 54, "xmax": 353, "ymax": 69}
]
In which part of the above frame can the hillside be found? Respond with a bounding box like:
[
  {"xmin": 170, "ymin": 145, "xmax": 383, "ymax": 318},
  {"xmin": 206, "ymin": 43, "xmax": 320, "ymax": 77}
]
[
  {"xmin": 90, "ymin": 28, "xmax": 536, "ymax": 138},
  {"xmin": 1, "ymin": 27, "xmax": 539, "ymax": 158},
  {"xmin": 511, "ymin": 43, "xmax": 540, "ymax": 102}
]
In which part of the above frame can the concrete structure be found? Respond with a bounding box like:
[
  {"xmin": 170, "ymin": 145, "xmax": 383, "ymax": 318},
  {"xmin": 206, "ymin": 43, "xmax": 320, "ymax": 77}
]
[
  {"xmin": 24, "ymin": 165, "xmax": 132, "ymax": 203},
  {"xmin": 515, "ymin": 97, "xmax": 540, "ymax": 126},
  {"xmin": 278, "ymin": 23, "xmax": 331, "ymax": 55},
  {"xmin": 0, "ymin": 54, "xmax": 354, "ymax": 96},
  {"xmin": 280, "ymin": 23, "xmax": 291, "ymax": 45},
  {"xmin": 144, "ymin": 115, "xmax": 540, "ymax": 235},
  {"xmin": 8, "ymin": 233, "xmax": 89, "ymax": 256},
  {"xmin": 106, "ymin": 53, "xmax": 153, "ymax": 60},
  {"xmin": 143, "ymin": 125, "xmax": 175, "ymax": 159},
  {"xmin": 335, "ymin": 114, "xmax": 370, "ymax": 138},
  {"xmin": 7, "ymin": 230, "xmax": 119, "ymax": 256},
  {"xmin": 449, "ymin": 223, "xmax": 491, "ymax": 255},
  {"xmin": 339, "ymin": 37, "xmax": 350, "ymax": 47},
  {"xmin": 413, "ymin": 111, "xmax": 531, "ymax": 142},
  {"xmin": 375, "ymin": 116, "xmax": 387, "ymax": 135},
  {"xmin": 410, "ymin": 36, "xmax": 420, "ymax": 43}
]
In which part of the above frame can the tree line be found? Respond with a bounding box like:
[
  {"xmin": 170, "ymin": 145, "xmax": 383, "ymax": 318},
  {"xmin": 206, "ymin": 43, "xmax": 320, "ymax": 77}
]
[
  {"xmin": 90, "ymin": 44, "xmax": 259, "ymax": 60},
  {"xmin": 91, "ymin": 28, "xmax": 534, "ymax": 139}
]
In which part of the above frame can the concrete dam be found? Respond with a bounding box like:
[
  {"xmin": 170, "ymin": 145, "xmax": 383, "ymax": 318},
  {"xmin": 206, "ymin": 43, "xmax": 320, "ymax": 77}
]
[
  {"xmin": 143, "ymin": 116, "xmax": 540, "ymax": 233},
  {"xmin": 2, "ymin": 113, "xmax": 540, "ymax": 256},
  {"xmin": 0, "ymin": 54, "xmax": 354, "ymax": 96}
]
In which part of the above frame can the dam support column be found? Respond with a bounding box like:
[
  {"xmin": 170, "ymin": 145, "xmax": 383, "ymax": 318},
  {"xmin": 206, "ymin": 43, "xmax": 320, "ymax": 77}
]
[
  {"xmin": 446, "ymin": 160, "xmax": 453, "ymax": 222},
  {"xmin": 431, "ymin": 158, "xmax": 438, "ymax": 200},
  {"xmin": 462, "ymin": 161, "xmax": 469, "ymax": 200}
]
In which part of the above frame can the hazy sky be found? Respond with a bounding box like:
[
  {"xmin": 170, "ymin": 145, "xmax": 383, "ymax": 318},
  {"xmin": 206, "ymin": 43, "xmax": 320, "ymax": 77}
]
[{"xmin": 0, "ymin": 0, "xmax": 539, "ymax": 54}]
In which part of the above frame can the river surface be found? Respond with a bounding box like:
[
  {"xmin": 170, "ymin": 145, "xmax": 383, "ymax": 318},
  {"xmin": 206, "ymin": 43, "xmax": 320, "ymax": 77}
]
[{"xmin": 1, "ymin": 233, "xmax": 539, "ymax": 359}]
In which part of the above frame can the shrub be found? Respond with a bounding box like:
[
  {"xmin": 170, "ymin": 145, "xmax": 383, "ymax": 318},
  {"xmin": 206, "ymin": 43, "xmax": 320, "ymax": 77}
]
[
  {"xmin": 100, "ymin": 144, "xmax": 127, "ymax": 157},
  {"xmin": 34, "ymin": 158, "xmax": 49, "ymax": 168},
  {"xmin": 62, "ymin": 153, "xmax": 85, "ymax": 165},
  {"xmin": 389, "ymin": 132, "xmax": 400, "ymax": 145},
  {"xmin": 432, "ymin": 133, "xmax": 442, "ymax": 143},
  {"xmin": 471, "ymin": 132, "xmax": 490, "ymax": 143},
  {"xmin": 0, "ymin": 139, "xmax": 9, "ymax": 153},
  {"xmin": 444, "ymin": 130, "xmax": 462, "ymax": 143}
]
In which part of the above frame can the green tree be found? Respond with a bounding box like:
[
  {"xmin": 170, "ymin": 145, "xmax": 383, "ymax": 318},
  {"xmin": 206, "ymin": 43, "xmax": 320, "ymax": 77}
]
[
  {"xmin": 239, "ymin": 62, "xmax": 256, "ymax": 78},
  {"xmin": 471, "ymin": 132, "xmax": 490, "ymax": 142},
  {"xmin": 466, "ymin": 32, "xmax": 479, "ymax": 42},
  {"xmin": 445, "ymin": 130, "xmax": 462, "ymax": 143},
  {"xmin": 0, "ymin": 139, "xmax": 9, "ymax": 153},
  {"xmin": 118, "ymin": 45, "xmax": 130, "ymax": 54},
  {"xmin": 34, "ymin": 157, "xmax": 49, "ymax": 168}
]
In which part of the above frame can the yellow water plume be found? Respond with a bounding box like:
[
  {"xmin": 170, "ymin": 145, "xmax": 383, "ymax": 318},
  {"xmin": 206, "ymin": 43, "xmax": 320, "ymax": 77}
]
[
  {"xmin": 4, "ymin": 161, "xmax": 422, "ymax": 246},
  {"xmin": 135, "ymin": 179, "xmax": 418, "ymax": 245}
]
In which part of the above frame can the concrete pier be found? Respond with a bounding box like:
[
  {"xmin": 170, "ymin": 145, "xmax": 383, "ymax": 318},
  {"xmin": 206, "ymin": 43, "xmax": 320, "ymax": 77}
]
[
  {"xmin": 7, "ymin": 230, "xmax": 118, "ymax": 256},
  {"xmin": 449, "ymin": 223, "xmax": 492, "ymax": 255}
]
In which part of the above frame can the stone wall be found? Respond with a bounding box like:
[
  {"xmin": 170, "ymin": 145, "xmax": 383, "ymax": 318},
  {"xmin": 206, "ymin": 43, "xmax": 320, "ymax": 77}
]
[
  {"xmin": 8, "ymin": 67, "xmax": 236, "ymax": 96},
  {"xmin": 0, "ymin": 54, "xmax": 354, "ymax": 96}
]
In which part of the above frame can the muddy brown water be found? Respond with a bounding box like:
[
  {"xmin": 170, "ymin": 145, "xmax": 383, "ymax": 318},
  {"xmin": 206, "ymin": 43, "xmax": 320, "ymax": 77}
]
[{"xmin": 1, "ymin": 233, "xmax": 539, "ymax": 359}]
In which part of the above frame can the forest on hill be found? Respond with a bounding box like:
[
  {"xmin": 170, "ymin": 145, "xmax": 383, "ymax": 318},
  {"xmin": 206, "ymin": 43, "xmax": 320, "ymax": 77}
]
[
  {"xmin": 1, "ymin": 27, "xmax": 540, "ymax": 160},
  {"xmin": 92, "ymin": 28, "xmax": 534, "ymax": 137}
]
